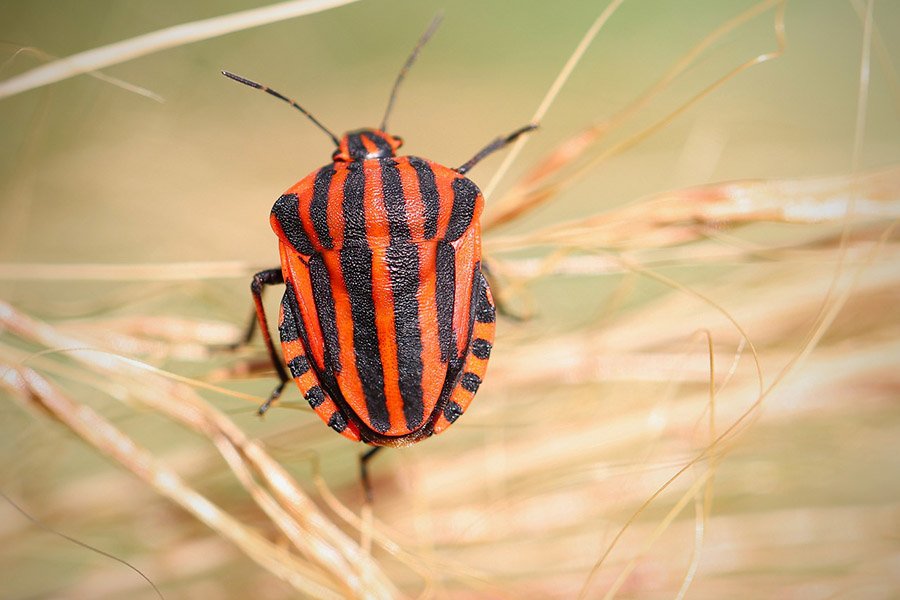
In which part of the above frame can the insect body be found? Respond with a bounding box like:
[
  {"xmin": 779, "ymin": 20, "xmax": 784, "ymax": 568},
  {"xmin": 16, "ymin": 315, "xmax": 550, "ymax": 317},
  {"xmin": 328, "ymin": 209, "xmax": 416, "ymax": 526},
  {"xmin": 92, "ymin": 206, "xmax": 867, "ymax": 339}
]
[
  {"xmin": 225, "ymin": 17, "xmax": 533, "ymax": 472},
  {"xmin": 269, "ymin": 130, "xmax": 500, "ymax": 445}
]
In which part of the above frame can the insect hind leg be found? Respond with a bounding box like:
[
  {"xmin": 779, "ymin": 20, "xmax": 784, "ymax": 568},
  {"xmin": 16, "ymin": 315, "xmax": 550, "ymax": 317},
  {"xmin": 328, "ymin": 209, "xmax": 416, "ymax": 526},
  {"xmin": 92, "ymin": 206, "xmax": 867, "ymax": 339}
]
[{"xmin": 359, "ymin": 446, "xmax": 385, "ymax": 503}]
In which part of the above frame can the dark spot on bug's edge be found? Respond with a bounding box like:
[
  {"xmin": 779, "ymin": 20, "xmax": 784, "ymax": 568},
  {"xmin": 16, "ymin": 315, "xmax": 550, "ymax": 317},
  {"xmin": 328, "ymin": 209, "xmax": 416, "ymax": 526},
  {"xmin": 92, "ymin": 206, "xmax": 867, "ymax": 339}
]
[
  {"xmin": 471, "ymin": 338, "xmax": 492, "ymax": 360},
  {"xmin": 280, "ymin": 283, "xmax": 312, "ymax": 353},
  {"xmin": 328, "ymin": 410, "xmax": 348, "ymax": 432},
  {"xmin": 408, "ymin": 157, "xmax": 439, "ymax": 239},
  {"xmin": 310, "ymin": 166, "xmax": 335, "ymax": 249},
  {"xmin": 435, "ymin": 242, "xmax": 456, "ymax": 362},
  {"xmin": 309, "ymin": 253, "xmax": 341, "ymax": 373},
  {"xmin": 460, "ymin": 372, "xmax": 481, "ymax": 393},
  {"xmin": 445, "ymin": 177, "xmax": 479, "ymax": 241},
  {"xmin": 272, "ymin": 193, "xmax": 314, "ymax": 255},
  {"xmin": 278, "ymin": 288, "xmax": 300, "ymax": 343},
  {"xmin": 387, "ymin": 242, "xmax": 424, "ymax": 430},
  {"xmin": 444, "ymin": 401, "xmax": 463, "ymax": 423},
  {"xmin": 475, "ymin": 273, "xmax": 496, "ymax": 324},
  {"xmin": 288, "ymin": 355, "xmax": 310, "ymax": 378},
  {"xmin": 305, "ymin": 385, "xmax": 326, "ymax": 408}
]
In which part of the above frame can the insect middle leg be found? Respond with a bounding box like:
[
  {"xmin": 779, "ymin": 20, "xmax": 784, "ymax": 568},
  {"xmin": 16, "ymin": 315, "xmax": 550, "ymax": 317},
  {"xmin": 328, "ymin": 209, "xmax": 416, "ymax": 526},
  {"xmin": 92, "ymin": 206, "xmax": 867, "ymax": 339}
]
[
  {"xmin": 455, "ymin": 123, "xmax": 537, "ymax": 175},
  {"xmin": 247, "ymin": 268, "xmax": 291, "ymax": 414}
]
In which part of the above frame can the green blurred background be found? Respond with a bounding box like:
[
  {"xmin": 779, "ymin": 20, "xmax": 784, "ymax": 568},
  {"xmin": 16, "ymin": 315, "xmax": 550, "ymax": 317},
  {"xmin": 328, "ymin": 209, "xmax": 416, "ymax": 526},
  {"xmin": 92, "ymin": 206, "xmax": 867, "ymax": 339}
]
[
  {"xmin": 2, "ymin": 0, "xmax": 897, "ymax": 270},
  {"xmin": 3, "ymin": 0, "xmax": 898, "ymax": 340}
]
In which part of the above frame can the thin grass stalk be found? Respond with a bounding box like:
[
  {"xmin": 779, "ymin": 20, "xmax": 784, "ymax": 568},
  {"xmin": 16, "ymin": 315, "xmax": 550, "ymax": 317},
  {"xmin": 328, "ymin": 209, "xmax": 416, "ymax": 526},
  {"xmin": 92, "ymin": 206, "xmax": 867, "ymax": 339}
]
[{"xmin": 0, "ymin": 0, "xmax": 360, "ymax": 100}]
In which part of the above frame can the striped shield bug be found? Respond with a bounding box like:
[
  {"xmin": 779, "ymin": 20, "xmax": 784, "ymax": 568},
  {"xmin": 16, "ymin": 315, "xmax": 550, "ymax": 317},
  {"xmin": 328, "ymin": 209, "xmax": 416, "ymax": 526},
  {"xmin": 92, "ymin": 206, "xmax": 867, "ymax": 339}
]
[{"xmin": 225, "ymin": 16, "xmax": 534, "ymax": 496}]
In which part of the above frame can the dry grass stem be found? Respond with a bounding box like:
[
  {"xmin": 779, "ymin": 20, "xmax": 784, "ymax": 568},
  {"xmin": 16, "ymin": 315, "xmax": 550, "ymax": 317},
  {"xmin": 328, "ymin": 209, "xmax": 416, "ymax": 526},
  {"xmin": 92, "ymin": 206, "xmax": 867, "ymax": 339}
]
[
  {"xmin": 0, "ymin": 45, "xmax": 165, "ymax": 102},
  {"xmin": 0, "ymin": 260, "xmax": 253, "ymax": 282},
  {"xmin": 0, "ymin": 301, "xmax": 398, "ymax": 598},
  {"xmin": 2, "ymin": 1, "xmax": 898, "ymax": 597},
  {"xmin": 484, "ymin": 0, "xmax": 787, "ymax": 232},
  {"xmin": 0, "ymin": 367, "xmax": 347, "ymax": 599},
  {"xmin": 489, "ymin": 165, "xmax": 900, "ymax": 252},
  {"xmin": 482, "ymin": 0, "xmax": 627, "ymax": 200},
  {"xmin": 0, "ymin": 0, "xmax": 360, "ymax": 100}
]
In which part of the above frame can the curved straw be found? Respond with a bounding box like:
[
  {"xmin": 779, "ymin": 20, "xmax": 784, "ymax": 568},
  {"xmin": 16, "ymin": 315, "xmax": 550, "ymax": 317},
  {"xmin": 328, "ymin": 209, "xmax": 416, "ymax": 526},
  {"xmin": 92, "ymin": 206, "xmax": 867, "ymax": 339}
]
[
  {"xmin": 0, "ymin": 0, "xmax": 361, "ymax": 101},
  {"xmin": 482, "ymin": 0, "xmax": 627, "ymax": 200}
]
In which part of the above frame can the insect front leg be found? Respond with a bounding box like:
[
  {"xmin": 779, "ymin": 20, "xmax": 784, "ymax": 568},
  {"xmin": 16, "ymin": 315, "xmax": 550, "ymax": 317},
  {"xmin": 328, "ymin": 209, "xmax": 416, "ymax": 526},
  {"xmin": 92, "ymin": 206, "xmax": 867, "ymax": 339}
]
[
  {"xmin": 455, "ymin": 123, "xmax": 537, "ymax": 175},
  {"xmin": 248, "ymin": 268, "xmax": 291, "ymax": 414}
]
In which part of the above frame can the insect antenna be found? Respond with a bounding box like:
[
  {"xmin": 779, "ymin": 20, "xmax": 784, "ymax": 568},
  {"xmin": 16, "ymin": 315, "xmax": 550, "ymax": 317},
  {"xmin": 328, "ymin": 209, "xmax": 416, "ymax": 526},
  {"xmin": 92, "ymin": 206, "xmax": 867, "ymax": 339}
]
[
  {"xmin": 222, "ymin": 70, "xmax": 341, "ymax": 146},
  {"xmin": 380, "ymin": 13, "xmax": 444, "ymax": 132}
]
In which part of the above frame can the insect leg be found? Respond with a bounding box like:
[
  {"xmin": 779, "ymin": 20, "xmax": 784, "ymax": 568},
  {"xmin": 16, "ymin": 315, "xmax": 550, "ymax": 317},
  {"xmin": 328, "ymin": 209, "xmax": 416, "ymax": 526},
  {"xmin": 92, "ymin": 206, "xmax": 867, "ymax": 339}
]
[
  {"xmin": 359, "ymin": 446, "xmax": 385, "ymax": 503},
  {"xmin": 249, "ymin": 268, "xmax": 291, "ymax": 414},
  {"xmin": 481, "ymin": 258, "xmax": 528, "ymax": 321},
  {"xmin": 236, "ymin": 267, "xmax": 277, "ymax": 347},
  {"xmin": 235, "ymin": 309, "xmax": 259, "ymax": 347},
  {"xmin": 218, "ymin": 267, "xmax": 280, "ymax": 351},
  {"xmin": 455, "ymin": 123, "xmax": 537, "ymax": 175}
]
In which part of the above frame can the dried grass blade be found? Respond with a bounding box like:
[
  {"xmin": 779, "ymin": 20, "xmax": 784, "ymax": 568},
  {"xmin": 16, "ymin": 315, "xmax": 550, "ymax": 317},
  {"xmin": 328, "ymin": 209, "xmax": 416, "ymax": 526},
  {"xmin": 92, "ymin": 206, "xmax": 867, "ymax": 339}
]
[
  {"xmin": 0, "ymin": 0, "xmax": 360, "ymax": 100},
  {"xmin": 0, "ymin": 301, "xmax": 399, "ymax": 598},
  {"xmin": 0, "ymin": 366, "xmax": 345, "ymax": 600},
  {"xmin": 496, "ymin": 165, "xmax": 900, "ymax": 251},
  {"xmin": 487, "ymin": 0, "xmax": 787, "ymax": 232},
  {"xmin": 481, "ymin": 0, "xmax": 627, "ymax": 202},
  {"xmin": 484, "ymin": 0, "xmax": 785, "ymax": 231}
]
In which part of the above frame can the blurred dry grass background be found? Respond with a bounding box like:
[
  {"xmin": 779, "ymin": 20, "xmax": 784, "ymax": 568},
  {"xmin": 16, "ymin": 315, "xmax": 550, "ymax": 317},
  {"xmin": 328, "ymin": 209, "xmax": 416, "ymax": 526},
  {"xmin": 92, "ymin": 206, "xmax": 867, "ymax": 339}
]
[{"xmin": 1, "ymin": 0, "xmax": 899, "ymax": 598}]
